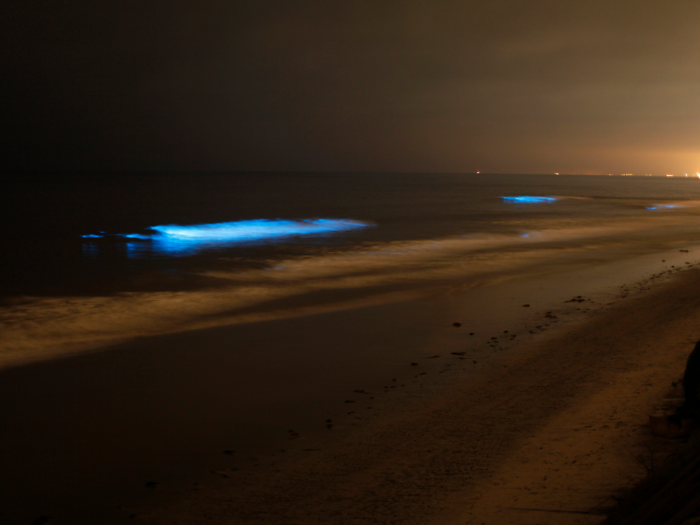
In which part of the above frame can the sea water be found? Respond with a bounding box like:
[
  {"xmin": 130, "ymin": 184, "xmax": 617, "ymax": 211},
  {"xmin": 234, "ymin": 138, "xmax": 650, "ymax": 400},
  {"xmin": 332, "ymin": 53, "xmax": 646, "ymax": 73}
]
[{"xmin": 2, "ymin": 172, "xmax": 700, "ymax": 368}]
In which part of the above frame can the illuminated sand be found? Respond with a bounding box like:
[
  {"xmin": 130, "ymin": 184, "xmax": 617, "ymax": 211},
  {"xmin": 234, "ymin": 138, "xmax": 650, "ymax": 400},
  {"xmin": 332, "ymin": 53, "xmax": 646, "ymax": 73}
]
[{"xmin": 130, "ymin": 267, "xmax": 700, "ymax": 524}]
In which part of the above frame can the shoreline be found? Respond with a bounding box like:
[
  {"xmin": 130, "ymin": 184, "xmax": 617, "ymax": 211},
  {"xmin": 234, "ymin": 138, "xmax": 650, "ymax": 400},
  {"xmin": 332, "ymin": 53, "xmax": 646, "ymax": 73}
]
[
  {"xmin": 3, "ymin": 214, "xmax": 700, "ymax": 373},
  {"xmin": 1, "ymin": 248, "xmax": 700, "ymax": 523}
]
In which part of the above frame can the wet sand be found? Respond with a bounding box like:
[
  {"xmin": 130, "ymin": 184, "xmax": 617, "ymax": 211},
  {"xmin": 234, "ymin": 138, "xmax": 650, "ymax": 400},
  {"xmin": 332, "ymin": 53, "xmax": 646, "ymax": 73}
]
[
  {"xmin": 1, "ymin": 250, "xmax": 699, "ymax": 524},
  {"xmin": 141, "ymin": 267, "xmax": 700, "ymax": 524}
]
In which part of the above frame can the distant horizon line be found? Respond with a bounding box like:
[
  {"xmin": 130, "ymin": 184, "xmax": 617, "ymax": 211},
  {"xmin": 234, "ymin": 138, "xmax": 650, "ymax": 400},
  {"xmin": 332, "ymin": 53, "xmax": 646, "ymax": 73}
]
[{"xmin": 4, "ymin": 170, "xmax": 699, "ymax": 178}]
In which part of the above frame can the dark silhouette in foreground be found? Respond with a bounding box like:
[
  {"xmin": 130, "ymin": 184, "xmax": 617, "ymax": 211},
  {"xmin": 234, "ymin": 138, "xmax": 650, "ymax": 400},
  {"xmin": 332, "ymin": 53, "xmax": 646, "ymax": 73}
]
[
  {"xmin": 683, "ymin": 339, "xmax": 700, "ymax": 411},
  {"xmin": 605, "ymin": 341, "xmax": 700, "ymax": 524}
]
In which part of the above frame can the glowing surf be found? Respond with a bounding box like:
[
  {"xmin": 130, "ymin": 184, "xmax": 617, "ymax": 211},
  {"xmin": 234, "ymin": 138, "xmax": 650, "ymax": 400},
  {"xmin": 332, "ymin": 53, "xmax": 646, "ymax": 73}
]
[
  {"xmin": 501, "ymin": 196, "xmax": 557, "ymax": 204},
  {"xmin": 82, "ymin": 218, "xmax": 371, "ymax": 257},
  {"xmin": 645, "ymin": 204, "xmax": 678, "ymax": 210}
]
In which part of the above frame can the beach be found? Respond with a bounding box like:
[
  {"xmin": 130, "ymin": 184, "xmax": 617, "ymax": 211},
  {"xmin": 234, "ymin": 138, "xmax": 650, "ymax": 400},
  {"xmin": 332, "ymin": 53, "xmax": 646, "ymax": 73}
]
[
  {"xmin": 8, "ymin": 0, "xmax": 700, "ymax": 519},
  {"xmin": 3, "ymin": 174, "xmax": 700, "ymax": 523},
  {"xmin": 6, "ymin": 0, "xmax": 700, "ymax": 519},
  {"xmin": 135, "ymin": 262, "xmax": 700, "ymax": 525},
  {"xmin": 2, "ymin": 241, "xmax": 699, "ymax": 523}
]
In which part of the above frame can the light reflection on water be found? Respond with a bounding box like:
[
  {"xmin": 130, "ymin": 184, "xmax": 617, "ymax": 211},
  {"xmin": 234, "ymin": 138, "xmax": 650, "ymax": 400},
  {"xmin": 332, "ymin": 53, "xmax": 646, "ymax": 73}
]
[
  {"xmin": 81, "ymin": 243, "xmax": 100, "ymax": 259},
  {"xmin": 82, "ymin": 218, "xmax": 371, "ymax": 258}
]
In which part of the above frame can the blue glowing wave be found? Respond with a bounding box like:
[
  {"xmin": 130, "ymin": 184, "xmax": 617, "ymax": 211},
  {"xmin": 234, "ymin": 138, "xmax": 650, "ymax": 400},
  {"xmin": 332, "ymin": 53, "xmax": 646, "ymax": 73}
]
[
  {"xmin": 501, "ymin": 196, "xmax": 557, "ymax": 204},
  {"xmin": 646, "ymin": 204, "xmax": 678, "ymax": 210},
  {"xmin": 82, "ymin": 218, "xmax": 371, "ymax": 257}
]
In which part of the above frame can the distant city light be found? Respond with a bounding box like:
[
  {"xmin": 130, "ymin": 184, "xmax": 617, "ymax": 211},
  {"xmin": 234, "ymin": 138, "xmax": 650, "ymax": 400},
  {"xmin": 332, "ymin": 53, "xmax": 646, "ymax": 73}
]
[
  {"xmin": 501, "ymin": 196, "xmax": 557, "ymax": 204},
  {"xmin": 82, "ymin": 218, "xmax": 371, "ymax": 257}
]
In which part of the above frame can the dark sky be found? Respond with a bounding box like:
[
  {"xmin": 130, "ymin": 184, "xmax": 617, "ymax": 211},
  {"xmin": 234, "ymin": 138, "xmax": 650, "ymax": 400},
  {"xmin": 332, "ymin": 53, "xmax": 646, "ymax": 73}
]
[{"xmin": 4, "ymin": 0, "xmax": 700, "ymax": 174}]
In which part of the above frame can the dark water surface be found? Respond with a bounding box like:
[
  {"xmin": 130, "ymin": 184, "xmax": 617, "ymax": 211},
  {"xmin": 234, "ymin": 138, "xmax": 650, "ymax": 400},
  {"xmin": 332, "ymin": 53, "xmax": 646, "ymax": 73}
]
[{"xmin": 3, "ymin": 172, "xmax": 700, "ymax": 296}]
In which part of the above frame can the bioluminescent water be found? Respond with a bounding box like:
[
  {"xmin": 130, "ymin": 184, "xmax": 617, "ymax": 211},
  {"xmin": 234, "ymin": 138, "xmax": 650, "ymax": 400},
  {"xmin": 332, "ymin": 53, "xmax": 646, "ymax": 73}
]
[
  {"xmin": 82, "ymin": 218, "xmax": 371, "ymax": 257},
  {"xmin": 501, "ymin": 196, "xmax": 557, "ymax": 203},
  {"xmin": 646, "ymin": 204, "xmax": 679, "ymax": 210}
]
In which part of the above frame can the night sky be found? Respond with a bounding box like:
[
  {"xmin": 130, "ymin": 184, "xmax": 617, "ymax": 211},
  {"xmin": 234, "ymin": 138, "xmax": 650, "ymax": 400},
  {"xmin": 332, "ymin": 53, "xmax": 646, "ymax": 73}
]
[{"xmin": 4, "ymin": 1, "xmax": 700, "ymax": 174}]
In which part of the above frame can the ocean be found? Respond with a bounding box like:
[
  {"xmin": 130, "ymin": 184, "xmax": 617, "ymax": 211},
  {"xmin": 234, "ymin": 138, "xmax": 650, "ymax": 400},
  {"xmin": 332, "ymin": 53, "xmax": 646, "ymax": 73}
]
[{"xmin": 2, "ymin": 172, "xmax": 700, "ymax": 368}]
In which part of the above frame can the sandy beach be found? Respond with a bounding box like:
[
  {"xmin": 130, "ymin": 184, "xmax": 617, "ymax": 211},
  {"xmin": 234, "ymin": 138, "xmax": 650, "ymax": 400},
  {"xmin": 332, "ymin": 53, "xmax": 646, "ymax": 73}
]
[
  {"xmin": 2, "ymin": 248, "xmax": 699, "ymax": 524},
  {"xmin": 7, "ymin": 0, "xmax": 700, "ymax": 521},
  {"xmin": 123, "ymin": 264, "xmax": 700, "ymax": 524},
  {"xmin": 9, "ymin": 0, "xmax": 700, "ymax": 522}
]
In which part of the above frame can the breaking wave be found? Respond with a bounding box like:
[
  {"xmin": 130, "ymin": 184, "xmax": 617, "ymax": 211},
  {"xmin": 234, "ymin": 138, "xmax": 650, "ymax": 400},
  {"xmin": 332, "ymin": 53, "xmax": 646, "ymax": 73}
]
[{"xmin": 82, "ymin": 218, "xmax": 371, "ymax": 257}]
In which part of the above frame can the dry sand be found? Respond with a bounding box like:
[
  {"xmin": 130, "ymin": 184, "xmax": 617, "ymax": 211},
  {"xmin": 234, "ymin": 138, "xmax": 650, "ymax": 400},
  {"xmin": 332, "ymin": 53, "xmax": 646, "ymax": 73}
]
[{"xmin": 135, "ymin": 268, "xmax": 700, "ymax": 525}]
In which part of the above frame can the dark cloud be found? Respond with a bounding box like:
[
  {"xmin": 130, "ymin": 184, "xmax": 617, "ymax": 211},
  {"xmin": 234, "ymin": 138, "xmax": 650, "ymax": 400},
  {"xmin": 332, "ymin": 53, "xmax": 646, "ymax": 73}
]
[{"xmin": 4, "ymin": 0, "xmax": 700, "ymax": 173}]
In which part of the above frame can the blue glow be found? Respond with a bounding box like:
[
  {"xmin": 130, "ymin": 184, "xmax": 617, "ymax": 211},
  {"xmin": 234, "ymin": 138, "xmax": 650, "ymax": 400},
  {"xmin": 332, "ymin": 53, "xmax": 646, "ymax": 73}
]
[
  {"xmin": 124, "ymin": 241, "xmax": 148, "ymax": 259},
  {"xmin": 149, "ymin": 219, "xmax": 365, "ymax": 242},
  {"xmin": 646, "ymin": 204, "xmax": 678, "ymax": 210},
  {"xmin": 82, "ymin": 218, "xmax": 370, "ymax": 257},
  {"xmin": 501, "ymin": 196, "xmax": 557, "ymax": 203},
  {"xmin": 82, "ymin": 243, "xmax": 99, "ymax": 259}
]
